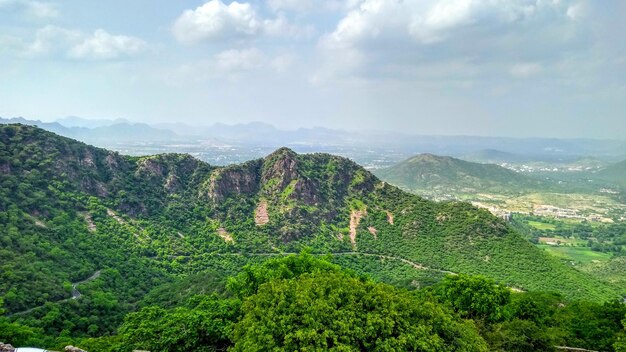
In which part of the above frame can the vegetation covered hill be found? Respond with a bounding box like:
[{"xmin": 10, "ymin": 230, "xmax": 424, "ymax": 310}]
[
  {"xmin": 1, "ymin": 124, "xmax": 624, "ymax": 349},
  {"xmin": 375, "ymin": 153, "xmax": 549, "ymax": 194},
  {"xmin": 596, "ymin": 159, "xmax": 626, "ymax": 188}
]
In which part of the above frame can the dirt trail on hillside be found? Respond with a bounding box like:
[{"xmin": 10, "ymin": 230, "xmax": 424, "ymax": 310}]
[{"xmin": 8, "ymin": 270, "xmax": 102, "ymax": 317}]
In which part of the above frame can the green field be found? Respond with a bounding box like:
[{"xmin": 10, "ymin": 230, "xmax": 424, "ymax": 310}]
[
  {"xmin": 528, "ymin": 221, "xmax": 557, "ymax": 230},
  {"xmin": 536, "ymin": 244, "xmax": 612, "ymax": 265}
]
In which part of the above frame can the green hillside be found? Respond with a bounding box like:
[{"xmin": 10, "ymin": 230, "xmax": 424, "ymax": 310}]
[
  {"xmin": 0, "ymin": 124, "xmax": 623, "ymax": 348},
  {"xmin": 375, "ymin": 153, "xmax": 549, "ymax": 194},
  {"xmin": 596, "ymin": 159, "xmax": 626, "ymax": 188}
]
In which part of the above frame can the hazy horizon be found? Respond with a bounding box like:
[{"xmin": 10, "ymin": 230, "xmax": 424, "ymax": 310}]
[{"xmin": 1, "ymin": 0, "xmax": 625, "ymax": 139}]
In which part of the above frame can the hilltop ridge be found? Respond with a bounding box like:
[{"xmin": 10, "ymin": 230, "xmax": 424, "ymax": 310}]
[{"xmin": 375, "ymin": 153, "xmax": 549, "ymax": 195}]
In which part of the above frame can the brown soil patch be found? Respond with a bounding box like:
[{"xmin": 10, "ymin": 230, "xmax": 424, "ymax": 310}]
[
  {"xmin": 386, "ymin": 211, "xmax": 394, "ymax": 225},
  {"xmin": 349, "ymin": 208, "xmax": 367, "ymax": 248},
  {"xmin": 367, "ymin": 226, "xmax": 378, "ymax": 239},
  {"xmin": 217, "ymin": 228, "xmax": 234, "ymax": 243},
  {"xmin": 255, "ymin": 200, "xmax": 269, "ymax": 226}
]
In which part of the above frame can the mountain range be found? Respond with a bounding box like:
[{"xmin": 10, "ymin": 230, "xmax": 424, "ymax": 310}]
[
  {"xmin": 0, "ymin": 117, "xmax": 180, "ymax": 144},
  {"xmin": 3, "ymin": 116, "xmax": 626, "ymax": 160}
]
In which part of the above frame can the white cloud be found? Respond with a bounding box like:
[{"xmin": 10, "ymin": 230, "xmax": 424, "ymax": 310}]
[
  {"xmin": 25, "ymin": 25, "xmax": 81, "ymax": 56},
  {"xmin": 566, "ymin": 2, "xmax": 584, "ymax": 20},
  {"xmin": 69, "ymin": 30, "xmax": 147, "ymax": 60},
  {"xmin": 316, "ymin": 0, "xmax": 580, "ymax": 82},
  {"xmin": 0, "ymin": 0, "xmax": 58, "ymax": 19},
  {"xmin": 172, "ymin": 0, "xmax": 308, "ymax": 44},
  {"xmin": 267, "ymin": 0, "xmax": 359, "ymax": 12},
  {"xmin": 172, "ymin": 0, "xmax": 261, "ymax": 44},
  {"xmin": 20, "ymin": 25, "xmax": 146, "ymax": 60},
  {"xmin": 325, "ymin": 0, "xmax": 569, "ymax": 47}
]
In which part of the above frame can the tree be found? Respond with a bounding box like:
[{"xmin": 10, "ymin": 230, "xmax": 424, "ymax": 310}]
[
  {"xmin": 615, "ymin": 317, "xmax": 626, "ymax": 352},
  {"xmin": 227, "ymin": 251, "xmax": 344, "ymax": 298},
  {"xmin": 117, "ymin": 294, "xmax": 239, "ymax": 352},
  {"xmin": 437, "ymin": 274, "xmax": 510, "ymax": 323},
  {"xmin": 485, "ymin": 319, "xmax": 557, "ymax": 352},
  {"xmin": 232, "ymin": 271, "xmax": 488, "ymax": 352}
]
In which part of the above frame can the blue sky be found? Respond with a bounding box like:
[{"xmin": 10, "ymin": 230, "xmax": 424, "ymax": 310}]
[{"xmin": 0, "ymin": 0, "xmax": 625, "ymax": 138}]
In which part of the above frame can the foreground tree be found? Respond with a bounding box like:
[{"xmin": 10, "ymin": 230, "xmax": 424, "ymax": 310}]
[
  {"xmin": 116, "ymin": 295, "xmax": 240, "ymax": 352},
  {"xmin": 232, "ymin": 271, "xmax": 488, "ymax": 351},
  {"xmin": 436, "ymin": 274, "xmax": 510, "ymax": 323}
]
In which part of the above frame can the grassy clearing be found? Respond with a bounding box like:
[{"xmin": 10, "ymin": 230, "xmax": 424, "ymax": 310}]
[
  {"xmin": 528, "ymin": 221, "xmax": 557, "ymax": 231},
  {"xmin": 536, "ymin": 244, "xmax": 612, "ymax": 265}
]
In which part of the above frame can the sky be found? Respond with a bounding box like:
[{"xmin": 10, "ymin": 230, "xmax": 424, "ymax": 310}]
[{"xmin": 0, "ymin": 0, "xmax": 625, "ymax": 138}]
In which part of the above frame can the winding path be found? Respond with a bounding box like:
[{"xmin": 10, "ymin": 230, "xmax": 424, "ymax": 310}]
[
  {"xmin": 71, "ymin": 270, "xmax": 101, "ymax": 299},
  {"xmin": 7, "ymin": 270, "xmax": 102, "ymax": 317}
]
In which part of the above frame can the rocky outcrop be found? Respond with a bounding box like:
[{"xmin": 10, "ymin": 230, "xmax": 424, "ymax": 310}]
[
  {"xmin": 261, "ymin": 147, "xmax": 299, "ymax": 190},
  {"xmin": 0, "ymin": 342, "xmax": 15, "ymax": 352},
  {"xmin": 65, "ymin": 346, "xmax": 87, "ymax": 352},
  {"xmin": 206, "ymin": 160, "xmax": 262, "ymax": 202},
  {"xmin": 135, "ymin": 154, "xmax": 202, "ymax": 194}
]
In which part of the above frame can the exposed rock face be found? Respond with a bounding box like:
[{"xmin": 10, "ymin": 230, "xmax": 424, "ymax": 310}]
[
  {"xmin": 255, "ymin": 200, "xmax": 270, "ymax": 225},
  {"xmin": 0, "ymin": 342, "xmax": 15, "ymax": 352},
  {"xmin": 136, "ymin": 158, "xmax": 165, "ymax": 178},
  {"xmin": 65, "ymin": 346, "xmax": 87, "ymax": 352},
  {"xmin": 206, "ymin": 160, "xmax": 262, "ymax": 202},
  {"xmin": 261, "ymin": 147, "xmax": 299, "ymax": 190},
  {"xmin": 290, "ymin": 178, "xmax": 319, "ymax": 205},
  {"xmin": 135, "ymin": 154, "xmax": 203, "ymax": 195},
  {"xmin": 105, "ymin": 154, "xmax": 119, "ymax": 169},
  {"xmin": 80, "ymin": 150, "xmax": 96, "ymax": 168}
]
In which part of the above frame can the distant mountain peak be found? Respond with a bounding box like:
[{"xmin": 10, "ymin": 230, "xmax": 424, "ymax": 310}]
[{"xmin": 377, "ymin": 152, "xmax": 546, "ymax": 193}]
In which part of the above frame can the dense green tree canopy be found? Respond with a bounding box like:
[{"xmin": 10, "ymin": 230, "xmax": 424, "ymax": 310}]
[
  {"xmin": 437, "ymin": 274, "xmax": 510, "ymax": 322},
  {"xmin": 232, "ymin": 271, "xmax": 488, "ymax": 352}
]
